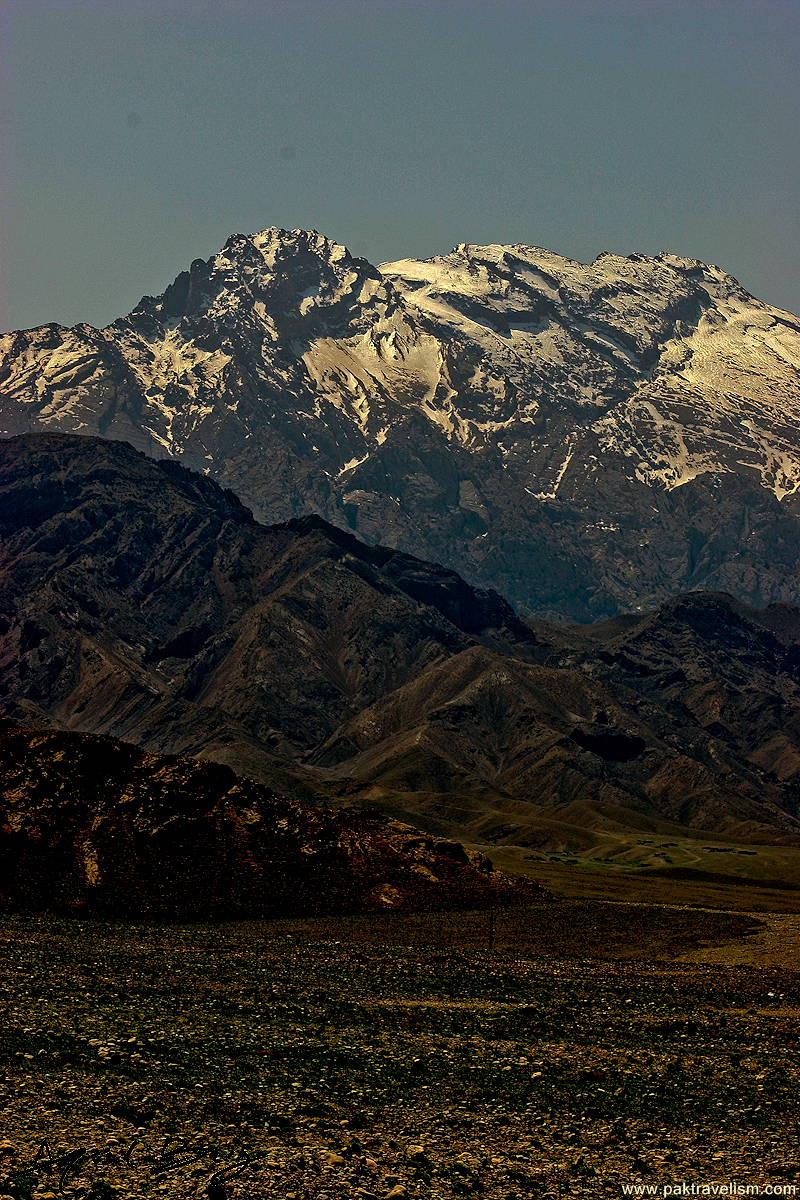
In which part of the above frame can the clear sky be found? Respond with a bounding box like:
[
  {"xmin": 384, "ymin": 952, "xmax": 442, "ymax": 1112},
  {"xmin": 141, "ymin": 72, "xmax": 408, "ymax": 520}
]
[{"xmin": 3, "ymin": 0, "xmax": 799, "ymax": 331}]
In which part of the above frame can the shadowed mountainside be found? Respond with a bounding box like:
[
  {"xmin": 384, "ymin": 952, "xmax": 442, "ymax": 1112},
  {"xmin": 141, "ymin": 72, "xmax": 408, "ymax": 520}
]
[{"xmin": 1, "ymin": 433, "xmax": 800, "ymax": 849}]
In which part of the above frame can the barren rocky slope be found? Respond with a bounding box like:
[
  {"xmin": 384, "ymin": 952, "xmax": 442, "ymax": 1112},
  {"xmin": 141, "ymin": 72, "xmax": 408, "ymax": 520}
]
[
  {"xmin": 0, "ymin": 721, "xmax": 527, "ymax": 916},
  {"xmin": 0, "ymin": 433, "xmax": 532, "ymax": 777},
  {"xmin": 2, "ymin": 228, "xmax": 800, "ymax": 618},
  {"xmin": 2, "ymin": 434, "xmax": 800, "ymax": 845}
]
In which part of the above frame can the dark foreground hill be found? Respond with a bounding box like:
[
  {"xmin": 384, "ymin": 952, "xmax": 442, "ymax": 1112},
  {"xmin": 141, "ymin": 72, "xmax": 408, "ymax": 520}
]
[
  {"xmin": 0, "ymin": 721, "xmax": 530, "ymax": 916},
  {"xmin": 2, "ymin": 433, "xmax": 800, "ymax": 848}
]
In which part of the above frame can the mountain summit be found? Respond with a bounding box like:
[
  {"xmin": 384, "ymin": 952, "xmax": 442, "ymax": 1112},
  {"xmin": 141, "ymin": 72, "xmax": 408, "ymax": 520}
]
[{"xmin": 2, "ymin": 228, "xmax": 800, "ymax": 618}]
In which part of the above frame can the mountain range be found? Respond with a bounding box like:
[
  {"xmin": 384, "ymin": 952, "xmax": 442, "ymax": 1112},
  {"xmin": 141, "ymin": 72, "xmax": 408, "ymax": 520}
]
[
  {"xmin": 2, "ymin": 228, "xmax": 800, "ymax": 619},
  {"xmin": 2, "ymin": 434, "xmax": 799, "ymax": 857}
]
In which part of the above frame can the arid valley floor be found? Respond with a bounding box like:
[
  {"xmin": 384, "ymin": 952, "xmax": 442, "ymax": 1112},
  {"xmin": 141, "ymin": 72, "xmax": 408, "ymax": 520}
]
[{"xmin": 2, "ymin": 847, "xmax": 799, "ymax": 1200}]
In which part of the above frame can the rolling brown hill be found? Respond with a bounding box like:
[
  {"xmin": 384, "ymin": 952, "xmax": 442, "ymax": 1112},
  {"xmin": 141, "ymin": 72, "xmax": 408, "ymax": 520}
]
[
  {"xmin": 0, "ymin": 432, "xmax": 533, "ymax": 778},
  {"xmin": 312, "ymin": 636, "xmax": 800, "ymax": 845}
]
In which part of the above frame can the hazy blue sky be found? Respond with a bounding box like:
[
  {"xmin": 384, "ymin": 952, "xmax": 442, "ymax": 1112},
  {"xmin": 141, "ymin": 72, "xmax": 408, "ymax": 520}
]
[{"xmin": 3, "ymin": 0, "xmax": 799, "ymax": 330}]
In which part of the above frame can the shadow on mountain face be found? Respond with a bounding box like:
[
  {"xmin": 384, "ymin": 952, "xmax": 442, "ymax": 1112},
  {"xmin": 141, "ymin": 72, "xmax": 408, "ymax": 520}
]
[{"xmin": 1, "ymin": 433, "xmax": 799, "ymax": 857}]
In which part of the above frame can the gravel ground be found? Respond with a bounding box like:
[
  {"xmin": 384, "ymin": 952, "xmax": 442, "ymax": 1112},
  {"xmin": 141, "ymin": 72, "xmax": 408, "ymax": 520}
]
[{"xmin": 0, "ymin": 909, "xmax": 798, "ymax": 1199}]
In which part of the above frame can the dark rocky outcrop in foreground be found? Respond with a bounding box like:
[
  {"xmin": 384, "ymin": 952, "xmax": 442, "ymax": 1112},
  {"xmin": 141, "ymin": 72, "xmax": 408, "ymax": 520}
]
[{"xmin": 0, "ymin": 722, "xmax": 534, "ymax": 917}]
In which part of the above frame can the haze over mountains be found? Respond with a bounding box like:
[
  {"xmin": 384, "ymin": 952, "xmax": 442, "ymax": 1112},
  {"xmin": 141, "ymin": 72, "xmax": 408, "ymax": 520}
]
[
  {"xmin": 2, "ymin": 228, "xmax": 800, "ymax": 619},
  {"xmin": 2, "ymin": 435, "xmax": 799, "ymax": 856}
]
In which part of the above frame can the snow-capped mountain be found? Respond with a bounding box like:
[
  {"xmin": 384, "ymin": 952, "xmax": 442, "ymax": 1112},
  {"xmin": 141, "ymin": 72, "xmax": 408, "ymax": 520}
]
[{"xmin": 2, "ymin": 227, "xmax": 800, "ymax": 618}]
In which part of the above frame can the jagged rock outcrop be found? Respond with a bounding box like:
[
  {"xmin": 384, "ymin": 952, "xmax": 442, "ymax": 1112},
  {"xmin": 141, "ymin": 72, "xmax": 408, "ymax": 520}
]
[{"xmin": 0, "ymin": 721, "xmax": 532, "ymax": 916}]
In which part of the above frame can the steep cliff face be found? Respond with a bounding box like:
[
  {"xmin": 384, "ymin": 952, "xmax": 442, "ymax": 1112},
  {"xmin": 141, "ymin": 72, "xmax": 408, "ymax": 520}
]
[{"xmin": 2, "ymin": 229, "xmax": 799, "ymax": 618}]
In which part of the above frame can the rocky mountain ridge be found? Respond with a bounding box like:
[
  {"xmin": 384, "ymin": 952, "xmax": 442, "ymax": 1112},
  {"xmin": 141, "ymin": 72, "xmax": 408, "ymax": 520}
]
[
  {"xmin": 2, "ymin": 228, "xmax": 799, "ymax": 618},
  {"xmin": 2, "ymin": 434, "xmax": 800, "ymax": 849}
]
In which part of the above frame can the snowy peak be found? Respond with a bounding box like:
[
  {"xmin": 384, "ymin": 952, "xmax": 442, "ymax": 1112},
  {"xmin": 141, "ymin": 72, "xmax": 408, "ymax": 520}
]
[
  {"xmin": 2, "ymin": 225, "xmax": 800, "ymax": 617},
  {"xmin": 382, "ymin": 240, "xmax": 743, "ymax": 363},
  {"xmin": 129, "ymin": 226, "xmax": 382, "ymax": 332},
  {"xmin": 219, "ymin": 226, "xmax": 380, "ymax": 323},
  {"xmin": 382, "ymin": 239, "xmax": 800, "ymax": 491}
]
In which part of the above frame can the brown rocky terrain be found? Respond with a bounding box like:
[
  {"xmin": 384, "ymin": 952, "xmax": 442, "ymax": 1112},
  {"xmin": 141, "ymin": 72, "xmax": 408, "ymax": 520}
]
[
  {"xmin": 0, "ymin": 909, "xmax": 797, "ymax": 1199},
  {"xmin": 0, "ymin": 433, "xmax": 532, "ymax": 770},
  {"xmin": 0, "ymin": 721, "xmax": 531, "ymax": 918}
]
